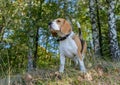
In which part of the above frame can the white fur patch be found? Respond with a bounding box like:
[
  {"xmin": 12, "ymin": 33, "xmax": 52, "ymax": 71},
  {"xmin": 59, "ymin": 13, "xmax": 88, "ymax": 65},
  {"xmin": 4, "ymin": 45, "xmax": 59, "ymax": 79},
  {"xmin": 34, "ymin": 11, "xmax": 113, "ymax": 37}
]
[
  {"xmin": 51, "ymin": 21, "xmax": 60, "ymax": 31},
  {"xmin": 59, "ymin": 32, "xmax": 86, "ymax": 72},
  {"xmin": 59, "ymin": 32, "xmax": 78, "ymax": 58}
]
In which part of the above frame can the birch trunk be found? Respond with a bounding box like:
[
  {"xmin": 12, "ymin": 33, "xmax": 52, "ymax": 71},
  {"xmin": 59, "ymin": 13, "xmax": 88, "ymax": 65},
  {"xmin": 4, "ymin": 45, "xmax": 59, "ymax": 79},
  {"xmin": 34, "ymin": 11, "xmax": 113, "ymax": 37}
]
[
  {"xmin": 108, "ymin": 0, "xmax": 120, "ymax": 61},
  {"xmin": 27, "ymin": 1, "xmax": 33, "ymax": 72},
  {"xmin": 27, "ymin": 36, "xmax": 33, "ymax": 72},
  {"xmin": 89, "ymin": 0, "xmax": 101, "ymax": 56}
]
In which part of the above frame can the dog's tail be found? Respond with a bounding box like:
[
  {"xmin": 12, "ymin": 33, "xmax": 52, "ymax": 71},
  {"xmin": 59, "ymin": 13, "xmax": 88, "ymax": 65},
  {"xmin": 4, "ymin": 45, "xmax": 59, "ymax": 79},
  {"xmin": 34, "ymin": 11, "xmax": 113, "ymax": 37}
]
[
  {"xmin": 76, "ymin": 21, "xmax": 82, "ymax": 38},
  {"xmin": 76, "ymin": 21, "xmax": 86, "ymax": 53}
]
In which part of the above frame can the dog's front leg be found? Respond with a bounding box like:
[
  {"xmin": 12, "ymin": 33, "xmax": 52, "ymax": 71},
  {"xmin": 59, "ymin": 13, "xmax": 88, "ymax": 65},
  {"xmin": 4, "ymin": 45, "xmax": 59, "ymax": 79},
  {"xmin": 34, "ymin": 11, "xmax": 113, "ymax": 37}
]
[
  {"xmin": 79, "ymin": 59, "xmax": 86, "ymax": 72},
  {"xmin": 59, "ymin": 53, "xmax": 65, "ymax": 73}
]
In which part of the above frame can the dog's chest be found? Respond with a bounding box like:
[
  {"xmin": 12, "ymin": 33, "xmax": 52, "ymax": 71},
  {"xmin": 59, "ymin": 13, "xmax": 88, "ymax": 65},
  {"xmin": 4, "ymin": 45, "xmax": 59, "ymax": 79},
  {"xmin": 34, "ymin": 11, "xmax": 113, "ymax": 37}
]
[{"xmin": 59, "ymin": 37, "xmax": 78, "ymax": 57}]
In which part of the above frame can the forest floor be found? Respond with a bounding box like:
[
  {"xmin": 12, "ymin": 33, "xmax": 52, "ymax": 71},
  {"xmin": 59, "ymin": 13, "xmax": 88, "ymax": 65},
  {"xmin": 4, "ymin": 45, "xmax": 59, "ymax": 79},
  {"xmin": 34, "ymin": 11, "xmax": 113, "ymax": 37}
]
[{"xmin": 0, "ymin": 57, "xmax": 120, "ymax": 85}]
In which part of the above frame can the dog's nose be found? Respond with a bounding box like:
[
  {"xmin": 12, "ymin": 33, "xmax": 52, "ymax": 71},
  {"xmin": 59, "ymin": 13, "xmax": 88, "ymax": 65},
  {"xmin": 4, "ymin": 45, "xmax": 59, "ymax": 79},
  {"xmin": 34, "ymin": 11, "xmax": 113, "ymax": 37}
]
[{"xmin": 48, "ymin": 22, "xmax": 52, "ymax": 25}]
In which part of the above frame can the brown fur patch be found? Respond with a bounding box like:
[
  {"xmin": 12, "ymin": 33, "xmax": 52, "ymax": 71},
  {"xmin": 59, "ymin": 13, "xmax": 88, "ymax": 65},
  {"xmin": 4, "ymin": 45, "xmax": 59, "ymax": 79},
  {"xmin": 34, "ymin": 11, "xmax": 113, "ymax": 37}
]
[
  {"xmin": 60, "ymin": 20, "xmax": 71, "ymax": 34},
  {"xmin": 55, "ymin": 18, "xmax": 71, "ymax": 35},
  {"xmin": 51, "ymin": 29, "xmax": 57, "ymax": 37},
  {"xmin": 81, "ymin": 41, "xmax": 87, "ymax": 55},
  {"xmin": 72, "ymin": 35, "xmax": 87, "ymax": 60},
  {"xmin": 72, "ymin": 35, "xmax": 82, "ymax": 60}
]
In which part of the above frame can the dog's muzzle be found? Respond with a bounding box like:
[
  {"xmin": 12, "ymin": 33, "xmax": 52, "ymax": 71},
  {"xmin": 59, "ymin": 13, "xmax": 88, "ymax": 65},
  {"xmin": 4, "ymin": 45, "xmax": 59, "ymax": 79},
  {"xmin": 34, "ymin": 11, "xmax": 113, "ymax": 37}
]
[{"xmin": 48, "ymin": 22, "xmax": 57, "ymax": 37}]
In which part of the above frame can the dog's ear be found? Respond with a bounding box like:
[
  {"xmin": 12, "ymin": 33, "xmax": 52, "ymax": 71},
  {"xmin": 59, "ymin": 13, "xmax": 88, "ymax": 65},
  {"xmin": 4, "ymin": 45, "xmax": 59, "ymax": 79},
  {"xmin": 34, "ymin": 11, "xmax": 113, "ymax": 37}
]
[{"xmin": 61, "ymin": 20, "xmax": 71, "ymax": 35}]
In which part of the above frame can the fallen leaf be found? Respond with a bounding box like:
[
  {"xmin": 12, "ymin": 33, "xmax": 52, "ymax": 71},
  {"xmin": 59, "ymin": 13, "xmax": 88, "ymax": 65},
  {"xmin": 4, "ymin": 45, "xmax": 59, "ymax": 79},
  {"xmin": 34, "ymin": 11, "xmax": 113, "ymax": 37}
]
[
  {"xmin": 77, "ymin": 76, "xmax": 83, "ymax": 81},
  {"xmin": 85, "ymin": 72, "xmax": 93, "ymax": 81}
]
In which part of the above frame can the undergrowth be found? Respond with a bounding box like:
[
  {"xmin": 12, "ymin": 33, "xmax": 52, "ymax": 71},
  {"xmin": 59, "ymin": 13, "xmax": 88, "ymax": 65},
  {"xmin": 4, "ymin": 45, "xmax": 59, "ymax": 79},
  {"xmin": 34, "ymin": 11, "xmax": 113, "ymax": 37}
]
[{"xmin": 0, "ymin": 56, "xmax": 120, "ymax": 85}]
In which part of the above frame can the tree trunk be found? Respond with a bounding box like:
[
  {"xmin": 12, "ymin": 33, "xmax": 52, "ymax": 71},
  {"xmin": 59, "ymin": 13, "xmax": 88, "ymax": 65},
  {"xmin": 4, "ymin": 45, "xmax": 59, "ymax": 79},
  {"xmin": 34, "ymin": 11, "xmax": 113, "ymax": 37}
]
[
  {"xmin": 95, "ymin": 0, "xmax": 103, "ymax": 56},
  {"xmin": 33, "ymin": 27, "xmax": 39, "ymax": 68},
  {"xmin": 27, "ymin": 38, "xmax": 33, "ymax": 72},
  {"xmin": 108, "ymin": 0, "xmax": 120, "ymax": 61},
  {"xmin": 33, "ymin": 0, "xmax": 43, "ymax": 68},
  {"xmin": 89, "ymin": 0, "xmax": 101, "ymax": 56},
  {"xmin": 27, "ymin": 1, "xmax": 33, "ymax": 72},
  {"xmin": 0, "ymin": 25, "xmax": 4, "ymax": 42}
]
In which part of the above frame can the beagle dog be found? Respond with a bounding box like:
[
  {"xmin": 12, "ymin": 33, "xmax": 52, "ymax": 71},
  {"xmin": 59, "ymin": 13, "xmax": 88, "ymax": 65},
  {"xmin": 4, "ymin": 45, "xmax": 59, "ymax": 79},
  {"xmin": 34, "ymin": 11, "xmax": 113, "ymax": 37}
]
[{"xmin": 48, "ymin": 18, "xmax": 87, "ymax": 73}]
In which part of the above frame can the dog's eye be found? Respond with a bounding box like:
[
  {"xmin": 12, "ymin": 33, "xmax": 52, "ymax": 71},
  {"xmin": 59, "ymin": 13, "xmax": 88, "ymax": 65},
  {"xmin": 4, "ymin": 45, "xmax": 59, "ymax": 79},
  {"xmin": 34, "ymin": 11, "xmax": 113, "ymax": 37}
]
[{"xmin": 57, "ymin": 20, "xmax": 61, "ymax": 23}]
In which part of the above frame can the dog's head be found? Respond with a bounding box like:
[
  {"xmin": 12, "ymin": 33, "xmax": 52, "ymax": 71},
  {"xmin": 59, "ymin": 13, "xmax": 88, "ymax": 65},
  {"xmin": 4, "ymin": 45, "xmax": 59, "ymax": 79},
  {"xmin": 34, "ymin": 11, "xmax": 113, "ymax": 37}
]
[{"xmin": 48, "ymin": 18, "xmax": 72, "ymax": 37}]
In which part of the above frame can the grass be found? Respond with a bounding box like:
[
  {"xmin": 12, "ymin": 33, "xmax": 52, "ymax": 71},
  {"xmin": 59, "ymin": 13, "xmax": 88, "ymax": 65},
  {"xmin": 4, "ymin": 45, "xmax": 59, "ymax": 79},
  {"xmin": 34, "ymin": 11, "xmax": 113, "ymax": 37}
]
[{"xmin": 0, "ymin": 56, "xmax": 120, "ymax": 85}]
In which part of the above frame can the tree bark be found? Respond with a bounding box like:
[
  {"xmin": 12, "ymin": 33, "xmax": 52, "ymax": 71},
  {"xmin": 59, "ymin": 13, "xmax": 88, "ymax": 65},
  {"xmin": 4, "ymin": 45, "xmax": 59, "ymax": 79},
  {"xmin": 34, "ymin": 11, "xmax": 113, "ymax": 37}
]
[
  {"xmin": 108, "ymin": 0, "xmax": 120, "ymax": 61},
  {"xmin": 89, "ymin": 0, "xmax": 101, "ymax": 56},
  {"xmin": 33, "ymin": 0, "xmax": 43, "ymax": 68},
  {"xmin": 95, "ymin": 0, "xmax": 103, "ymax": 56},
  {"xmin": 27, "ymin": 1, "xmax": 33, "ymax": 72},
  {"xmin": 33, "ymin": 27, "xmax": 39, "ymax": 68},
  {"xmin": 27, "ymin": 36, "xmax": 34, "ymax": 72}
]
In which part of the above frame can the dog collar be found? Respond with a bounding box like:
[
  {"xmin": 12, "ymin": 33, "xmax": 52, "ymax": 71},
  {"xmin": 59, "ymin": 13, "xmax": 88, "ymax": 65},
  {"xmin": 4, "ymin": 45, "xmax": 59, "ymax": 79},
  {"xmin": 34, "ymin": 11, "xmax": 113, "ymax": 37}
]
[{"xmin": 57, "ymin": 33, "xmax": 71, "ymax": 42}]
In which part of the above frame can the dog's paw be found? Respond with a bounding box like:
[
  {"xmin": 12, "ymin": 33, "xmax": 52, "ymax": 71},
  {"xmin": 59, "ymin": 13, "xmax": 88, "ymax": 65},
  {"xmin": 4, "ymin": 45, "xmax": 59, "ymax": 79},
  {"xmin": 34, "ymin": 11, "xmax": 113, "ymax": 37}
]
[
  {"xmin": 59, "ymin": 70, "xmax": 64, "ymax": 73},
  {"xmin": 59, "ymin": 67, "xmax": 64, "ymax": 73}
]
